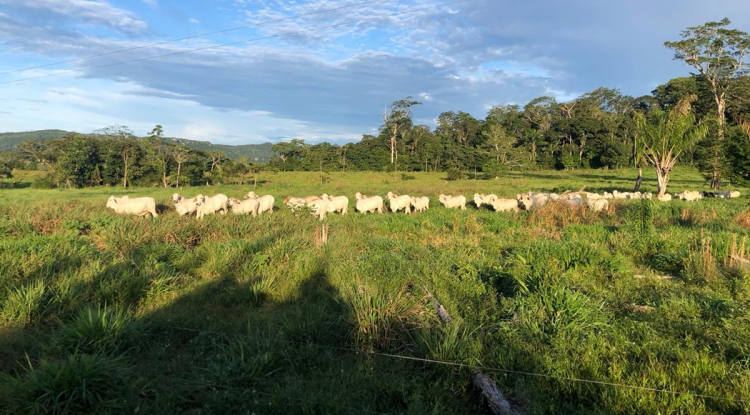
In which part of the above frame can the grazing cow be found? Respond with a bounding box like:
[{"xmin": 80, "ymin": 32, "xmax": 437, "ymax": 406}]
[
  {"xmin": 386, "ymin": 192, "xmax": 412, "ymax": 214},
  {"xmin": 196, "ymin": 194, "xmax": 229, "ymax": 219},
  {"xmin": 106, "ymin": 196, "xmax": 158, "ymax": 218},
  {"xmin": 172, "ymin": 193, "xmax": 202, "ymax": 216},
  {"xmin": 490, "ymin": 198, "xmax": 520, "ymax": 212},
  {"xmin": 439, "ymin": 194, "xmax": 466, "ymax": 210},
  {"xmin": 244, "ymin": 192, "xmax": 275, "ymax": 215},
  {"xmin": 356, "ymin": 194, "xmax": 385, "ymax": 214},
  {"xmin": 228, "ymin": 197, "xmax": 260, "ymax": 216},
  {"xmin": 410, "ymin": 196, "xmax": 430, "ymax": 213}
]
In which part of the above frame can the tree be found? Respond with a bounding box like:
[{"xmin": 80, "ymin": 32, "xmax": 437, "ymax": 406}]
[
  {"xmin": 634, "ymin": 95, "xmax": 709, "ymax": 196},
  {"xmin": 16, "ymin": 140, "xmax": 54, "ymax": 168},
  {"xmin": 382, "ymin": 97, "xmax": 421, "ymax": 164},
  {"xmin": 96, "ymin": 125, "xmax": 138, "ymax": 188},
  {"xmin": 523, "ymin": 97, "xmax": 556, "ymax": 163},
  {"xmin": 171, "ymin": 144, "xmax": 192, "ymax": 188},
  {"xmin": 146, "ymin": 125, "xmax": 172, "ymax": 188},
  {"xmin": 56, "ymin": 134, "xmax": 98, "ymax": 188},
  {"xmin": 482, "ymin": 124, "xmax": 520, "ymax": 168},
  {"xmin": 665, "ymin": 18, "xmax": 750, "ymax": 189}
]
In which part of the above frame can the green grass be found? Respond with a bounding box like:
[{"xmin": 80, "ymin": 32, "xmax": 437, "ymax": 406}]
[{"xmin": 1, "ymin": 167, "xmax": 750, "ymax": 414}]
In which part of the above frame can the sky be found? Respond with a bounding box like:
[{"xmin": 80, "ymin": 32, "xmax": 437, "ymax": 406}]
[{"xmin": 0, "ymin": 0, "xmax": 749, "ymax": 145}]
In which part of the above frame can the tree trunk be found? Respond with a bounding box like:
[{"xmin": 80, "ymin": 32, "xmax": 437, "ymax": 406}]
[
  {"xmin": 633, "ymin": 168, "xmax": 643, "ymax": 192},
  {"xmin": 176, "ymin": 162, "xmax": 182, "ymax": 188},
  {"xmin": 656, "ymin": 166, "xmax": 669, "ymax": 197},
  {"xmin": 711, "ymin": 97, "xmax": 727, "ymax": 190}
]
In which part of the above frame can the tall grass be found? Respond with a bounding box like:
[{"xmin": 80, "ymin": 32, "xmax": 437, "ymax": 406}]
[{"xmin": 1, "ymin": 169, "xmax": 750, "ymax": 414}]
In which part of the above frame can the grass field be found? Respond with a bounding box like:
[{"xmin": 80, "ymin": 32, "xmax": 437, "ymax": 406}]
[{"xmin": 2, "ymin": 167, "xmax": 750, "ymax": 414}]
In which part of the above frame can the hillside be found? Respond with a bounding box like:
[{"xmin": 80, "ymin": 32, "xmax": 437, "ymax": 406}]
[
  {"xmin": 0, "ymin": 130, "xmax": 275, "ymax": 161},
  {"xmin": 0, "ymin": 130, "xmax": 70, "ymax": 152}
]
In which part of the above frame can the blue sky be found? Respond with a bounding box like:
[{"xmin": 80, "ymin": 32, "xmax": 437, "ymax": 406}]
[{"xmin": 0, "ymin": 0, "xmax": 749, "ymax": 144}]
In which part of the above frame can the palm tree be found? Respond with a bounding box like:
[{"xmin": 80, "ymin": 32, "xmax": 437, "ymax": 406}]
[{"xmin": 634, "ymin": 95, "xmax": 709, "ymax": 197}]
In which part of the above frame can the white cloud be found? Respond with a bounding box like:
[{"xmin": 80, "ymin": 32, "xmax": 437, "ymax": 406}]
[
  {"xmin": 142, "ymin": 0, "xmax": 158, "ymax": 9},
  {"xmin": 0, "ymin": 0, "xmax": 148, "ymax": 33}
]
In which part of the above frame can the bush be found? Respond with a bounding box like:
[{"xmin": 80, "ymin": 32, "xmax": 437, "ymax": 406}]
[
  {"xmin": 400, "ymin": 173, "xmax": 416, "ymax": 181},
  {"xmin": 31, "ymin": 174, "xmax": 57, "ymax": 189},
  {"xmin": 446, "ymin": 168, "xmax": 465, "ymax": 181},
  {"xmin": 0, "ymin": 352, "xmax": 137, "ymax": 414}
]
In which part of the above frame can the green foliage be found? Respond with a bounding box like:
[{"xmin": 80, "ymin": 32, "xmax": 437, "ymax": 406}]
[
  {"xmin": 2, "ymin": 279, "xmax": 50, "ymax": 325},
  {"xmin": 57, "ymin": 305, "xmax": 138, "ymax": 354},
  {"xmin": 445, "ymin": 167, "xmax": 465, "ymax": 181},
  {"xmin": 0, "ymin": 352, "xmax": 137, "ymax": 414}
]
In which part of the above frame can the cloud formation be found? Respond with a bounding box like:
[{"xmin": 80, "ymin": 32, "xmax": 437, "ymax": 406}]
[{"xmin": 0, "ymin": 0, "xmax": 749, "ymax": 143}]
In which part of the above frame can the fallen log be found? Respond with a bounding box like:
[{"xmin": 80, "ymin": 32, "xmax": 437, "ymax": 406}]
[
  {"xmin": 472, "ymin": 373, "xmax": 515, "ymax": 415},
  {"xmin": 424, "ymin": 287, "xmax": 519, "ymax": 415}
]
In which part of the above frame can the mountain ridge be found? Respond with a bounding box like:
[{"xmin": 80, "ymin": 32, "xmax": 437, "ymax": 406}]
[{"xmin": 0, "ymin": 130, "xmax": 275, "ymax": 161}]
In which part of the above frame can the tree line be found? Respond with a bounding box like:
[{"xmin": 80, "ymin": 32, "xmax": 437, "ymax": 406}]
[
  {"xmin": 0, "ymin": 125, "xmax": 264, "ymax": 188},
  {"xmin": 1, "ymin": 19, "xmax": 748, "ymax": 190},
  {"xmin": 269, "ymin": 19, "xmax": 750, "ymax": 191}
]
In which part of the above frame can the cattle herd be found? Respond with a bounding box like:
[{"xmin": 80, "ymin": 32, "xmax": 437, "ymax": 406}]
[{"xmin": 104, "ymin": 188, "xmax": 742, "ymax": 220}]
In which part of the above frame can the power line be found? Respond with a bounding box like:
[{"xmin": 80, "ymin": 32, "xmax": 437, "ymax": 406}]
[
  {"xmin": 0, "ymin": 0, "xmax": 474, "ymax": 86},
  {"xmin": 0, "ymin": 0, "xmax": 390, "ymax": 76},
  {"xmin": 147, "ymin": 322, "xmax": 750, "ymax": 405}
]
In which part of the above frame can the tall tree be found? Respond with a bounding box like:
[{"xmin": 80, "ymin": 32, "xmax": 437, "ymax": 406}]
[
  {"xmin": 96, "ymin": 125, "xmax": 138, "ymax": 188},
  {"xmin": 634, "ymin": 95, "xmax": 709, "ymax": 196},
  {"xmin": 146, "ymin": 125, "xmax": 172, "ymax": 188},
  {"xmin": 382, "ymin": 97, "xmax": 421, "ymax": 164},
  {"xmin": 171, "ymin": 144, "xmax": 192, "ymax": 188},
  {"xmin": 665, "ymin": 18, "xmax": 750, "ymax": 189}
]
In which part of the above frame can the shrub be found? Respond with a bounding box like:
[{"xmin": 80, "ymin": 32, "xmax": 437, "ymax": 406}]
[
  {"xmin": 31, "ymin": 174, "xmax": 56, "ymax": 189},
  {"xmin": 400, "ymin": 173, "xmax": 416, "ymax": 181},
  {"xmin": 446, "ymin": 168, "xmax": 465, "ymax": 181},
  {"xmin": 0, "ymin": 352, "xmax": 136, "ymax": 414}
]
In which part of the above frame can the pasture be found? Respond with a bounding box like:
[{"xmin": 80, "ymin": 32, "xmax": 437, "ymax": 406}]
[{"xmin": 2, "ymin": 168, "xmax": 750, "ymax": 414}]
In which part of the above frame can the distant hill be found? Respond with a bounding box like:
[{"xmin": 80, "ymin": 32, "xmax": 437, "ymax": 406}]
[
  {"xmin": 0, "ymin": 130, "xmax": 275, "ymax": 162},
  {"xmin": 163, "ymin": 137, "xmax": 274, "ymax": 162},
  {"xmin": 0, "ymin": 130, "xmax": 70, "ymax": 152}
]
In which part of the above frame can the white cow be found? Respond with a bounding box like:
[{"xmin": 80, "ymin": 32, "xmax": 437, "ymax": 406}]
[
  {"xmin": 490, "ymin": 198, "xmax": 520, "ymax": 212},
  {"xmin": 676, "ymin": 190, "xmax": 703, "ymax": 202},
  {"xmin": 586, "ymin": 198, "xmax": 609, "ymax": 212},
  {"xmin": 474, "ymin": 193, "xmax": 498, "ymax": 209},
  {"xmin": 196, "ymin": 194, "xmax": 229, "ymax": 219},
  {"xmin": 612, "ymin": 190, "xmax": 630, "ymax": 200},
  {"xmin": 307, "ymin": 198, "xmax": 330, "ymax": 221},
  {"xmin": 439, "ymin": 194, "xmax": 466, "ymax": 210},
  {"xmin": 106, "ymin": 196, "xmax": 158, "ymax": 218},
  {"xmin": 325, "ymin": 194, "xmax": 349, "ymax": 215},
  {"xmin": 356, "ymin": 194, "xmax": 385, "ymax": 214},
  {"xmin": 244, "ymin": 192, "xmax": 274, "ymax": 215},
  {"xmin": 386, "ymin": 192, "xmax": 412, "ymax": 214},
  {"xmin": 172, "ymin": 193, "xmax": 202, "ymax": 216},
  {"xmin": 228, "ymin": 197, "xmax": 260, "ymax": 216},
  {"xmin": 517, "ymin": 192, "xmax": 549, "ymax": 211},
  {"xmin": 283, "ymin": 196, "xmax": 308, "ymax": 211},
  {"xmin": 657, "ymin": 193, "xmax": 672, "ymax": 202},
  {"xmin": 410, "ymin": 196, "xmax": 430, "ymax": 213}
]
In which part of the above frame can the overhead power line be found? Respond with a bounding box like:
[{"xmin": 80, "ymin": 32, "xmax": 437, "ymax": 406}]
[
  {"xmin": 0, "ymin": 0, "xmax": 390, "ymax": 76},
  {"xmin": 0, "ymin": 0, "xmax": 474, "ymax": 86}
]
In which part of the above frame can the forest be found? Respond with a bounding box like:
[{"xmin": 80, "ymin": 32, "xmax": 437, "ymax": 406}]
[{"xmin": 1, "ymin": 18, "xmax": 749, "ymax": 190}]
